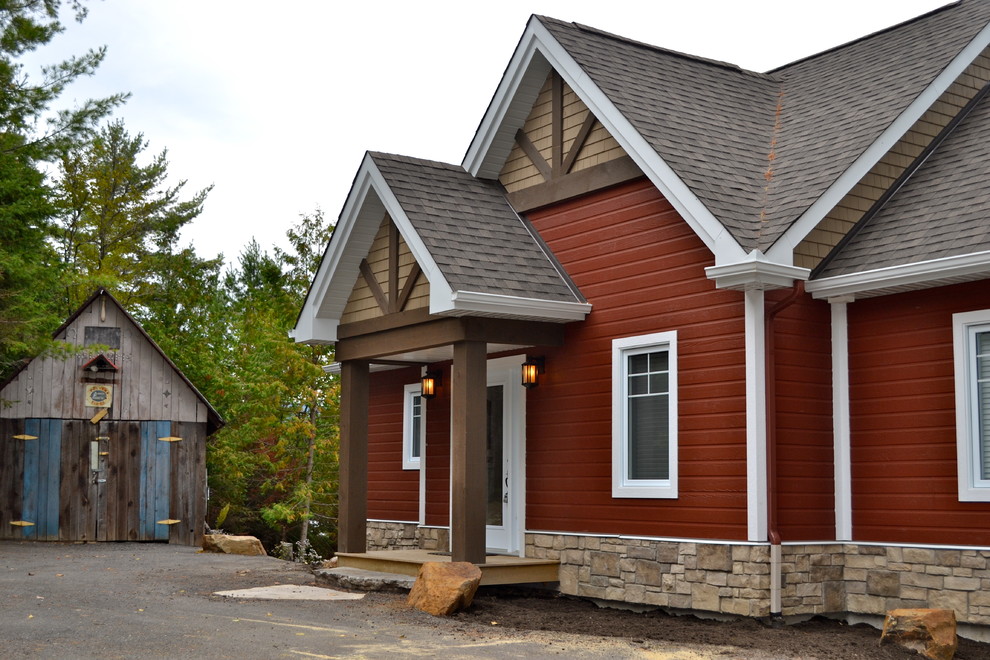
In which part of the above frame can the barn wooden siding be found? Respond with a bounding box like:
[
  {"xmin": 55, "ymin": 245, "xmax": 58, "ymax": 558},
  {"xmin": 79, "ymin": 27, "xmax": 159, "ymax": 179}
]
[
  {"xmin": 367, "ymin": 366, "xmax": 420, "ymax": 522},
  {"xmin": 0, "ymin": 418, "xmax": 206, "ymax": 545},
  {"xmin": 525, "ymin": 178, "xmax": 749, "ymax": 540},
  {"xmin": 772, "ymin": 293, "xmax": 835, "ymax": 540},
  {"xmin": 848, "ymin": 280, "xmax": 990, "ymax": 546}
]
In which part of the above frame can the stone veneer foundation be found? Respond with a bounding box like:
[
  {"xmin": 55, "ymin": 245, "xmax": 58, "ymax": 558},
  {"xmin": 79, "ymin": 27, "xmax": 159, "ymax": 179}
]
[{"xmin": 362, "ymin": 523, "xmax": 990, "ymax": 628}]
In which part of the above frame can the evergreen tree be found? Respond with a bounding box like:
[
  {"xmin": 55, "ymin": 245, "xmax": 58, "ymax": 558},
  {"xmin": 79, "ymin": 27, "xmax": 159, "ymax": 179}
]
[{"xmin": 0, "ymin": 0, "xmax": 125, "ymax": 378}]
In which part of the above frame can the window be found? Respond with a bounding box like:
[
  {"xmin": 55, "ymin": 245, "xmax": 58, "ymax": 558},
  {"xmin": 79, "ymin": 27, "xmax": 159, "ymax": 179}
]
[
  {"xmin": 953, "ymin": 310, "xmax": 990, "ymax": 501},
  {"xmin": 402, "ymin": 383, "xmax": 424, "ymax": 470},
  {"xmin": 612, "ymin": 331, "xmax": 677, "ymax": 498}
]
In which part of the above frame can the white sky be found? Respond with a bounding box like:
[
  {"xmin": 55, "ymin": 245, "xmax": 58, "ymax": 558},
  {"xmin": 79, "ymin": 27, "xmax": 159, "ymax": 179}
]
[{"xmin": 27, "ymin": 0, "xmax": 949, "ymax": 263}]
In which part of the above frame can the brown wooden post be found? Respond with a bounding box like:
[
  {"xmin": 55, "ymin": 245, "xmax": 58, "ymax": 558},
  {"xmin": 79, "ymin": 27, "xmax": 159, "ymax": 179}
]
[
  {"xmin": 450, "ymin": 340, "xmax": 487, "ymax": 564},
  {"xmin": 338, "ymin": 360, "xmax": 369, "ymax": 553}
]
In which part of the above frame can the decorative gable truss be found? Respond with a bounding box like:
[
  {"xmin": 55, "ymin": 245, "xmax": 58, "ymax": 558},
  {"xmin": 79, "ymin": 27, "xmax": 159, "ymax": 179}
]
[
  {"xmin": 342, "ymin": 216, "xmax": 427, "ymax": 325},
  {"xmin": 499, "ymin": 71, "xmax": 642, "ymax": 212}
]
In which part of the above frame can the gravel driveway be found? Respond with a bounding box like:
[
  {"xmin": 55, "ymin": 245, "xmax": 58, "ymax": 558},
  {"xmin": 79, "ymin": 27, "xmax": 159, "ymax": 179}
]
[{"xmin": 1, "ymin": 541, "xmax": 720, "ymax": 659}]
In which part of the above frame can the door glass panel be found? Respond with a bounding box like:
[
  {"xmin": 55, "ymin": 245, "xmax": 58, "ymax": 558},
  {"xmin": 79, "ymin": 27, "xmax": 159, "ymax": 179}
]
[{"xmin": 487, "ymin": 385, "xmax": 504, "ymax": 526}]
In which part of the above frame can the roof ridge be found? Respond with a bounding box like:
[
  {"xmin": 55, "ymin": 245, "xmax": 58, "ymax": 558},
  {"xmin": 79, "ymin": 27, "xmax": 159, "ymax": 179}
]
[
  {"xmin": 767, "ymin": 1, "xmax": 963, "ymax": 74},
  {"xmin": 535, "ymin": 15, "xmax": 776, "ymax": 81}
]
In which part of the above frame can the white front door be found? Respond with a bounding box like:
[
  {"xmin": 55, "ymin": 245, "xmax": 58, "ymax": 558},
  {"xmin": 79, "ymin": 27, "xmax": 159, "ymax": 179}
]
[{"xmin": 485, "ymin": 356, "xmax": 525, "ymax": 554}]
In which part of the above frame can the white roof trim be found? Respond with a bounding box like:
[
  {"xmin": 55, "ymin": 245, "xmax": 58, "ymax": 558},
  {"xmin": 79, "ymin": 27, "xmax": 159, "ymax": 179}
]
[
  {"xmin": 705, "ymin": 250, "xmax": 810, "ymax": 291},
  {"xmin": 442, "ymin": 290, "xmax": 592, "ymax": 321},
  {"xmin": 806, "ymin": 250, "xmax": 990, "ymax": 300},
  {"xmin": 462, "ymin": 17, "xmax": 746, "ymax": 265},
  {"xmin": 767, "ymin": 20, "xmax": 990, "ymax": 264}
]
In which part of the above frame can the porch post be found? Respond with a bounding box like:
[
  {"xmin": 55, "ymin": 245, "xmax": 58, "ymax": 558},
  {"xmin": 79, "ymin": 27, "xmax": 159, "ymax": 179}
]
[
  {"xmin": 339, "ymin": 359, "xmax": 369, "ymax": 553},
  {"xmin": 450, "ymin": 340, "xmax": 487, "ymax": 564}
]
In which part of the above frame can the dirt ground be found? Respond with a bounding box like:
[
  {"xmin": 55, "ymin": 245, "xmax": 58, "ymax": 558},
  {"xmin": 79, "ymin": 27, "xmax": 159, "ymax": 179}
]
[{"xmin": 446, "ymin": 586, "xmax": 990, "ymax": 660}]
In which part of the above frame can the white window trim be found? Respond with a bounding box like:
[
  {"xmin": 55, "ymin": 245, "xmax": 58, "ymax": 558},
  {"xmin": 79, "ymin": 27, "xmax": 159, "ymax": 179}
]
[
  {"xmin": 954, "ymin": 310, "xmax": 990, "ymax": 501},
  {"xmin": 402, "ymin": 383, "xmax": 424, "ymax": 470},
  {"xmin": 612, "ymin": 331, "xmax": 678, "ymax": 498}
]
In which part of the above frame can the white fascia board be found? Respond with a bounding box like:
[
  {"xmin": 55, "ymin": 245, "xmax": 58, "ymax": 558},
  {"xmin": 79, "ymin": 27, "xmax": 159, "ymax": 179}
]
[
  {"xmin": 292, "ymin": 155, "xmax": 383, "ymax": 344},
  {"xmin": 442, "ymin": 290, "xmax": 592, "ymax": 321},
  {"xmin": 767, "ymin": 21, "xmax": 990, "ymax": 263},
  {"xmin": 463, "ymin": 18, "xmax": 746, "ymax": 265},
  {"xmin": 463, "ymin": 18, "xmax": 553, "ymax": 179},
  {"xmin": 705, "ymin": 250, "xmax": 810, "ymax": 291},
  {"xmin": 806, "ymin": 250, "xmax": 990, "ymax": 300}
]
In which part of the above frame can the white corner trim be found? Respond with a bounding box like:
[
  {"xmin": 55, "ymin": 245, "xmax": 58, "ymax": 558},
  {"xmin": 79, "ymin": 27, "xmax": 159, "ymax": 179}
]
[
  {"xmin": 768, "ymin": 20, "xmax": 990, "ymax": 261},
  {"xmin": 831, "ymin": 301, "xmax": 852, "ymax": 541},
  {"xmin": 706, "ymin": 250, "xmax": 810, "ymax": 291},
  {"xmin": 441, "ymin": 290, "xmax": 592, "ymax": 321},
  {"xmin": 463, "ymin": 17, "xmax": 746, "ymax": 266},
  {"xmin": 745, "ymin": 290, "xmax": 768, "ymax": 542},
  {"xmin": 807, "ymin": 250, "xmax": 990, "ymax": 299}
]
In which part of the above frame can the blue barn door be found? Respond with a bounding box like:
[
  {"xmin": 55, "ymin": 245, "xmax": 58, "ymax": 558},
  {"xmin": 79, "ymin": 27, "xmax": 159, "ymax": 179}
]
[
  {"xmin": 21, "ymin": 419, "xmax": 62, "ymax": 540},
  {"xmin": 138, "ymin": 421, "xmax": 171, "ymax": 541}
]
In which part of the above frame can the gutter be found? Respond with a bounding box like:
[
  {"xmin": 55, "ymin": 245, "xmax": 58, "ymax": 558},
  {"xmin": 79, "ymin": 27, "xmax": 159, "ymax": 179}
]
[{"xmin": 764, "ymin": 280, "xmax": 804, "ymax": 622}]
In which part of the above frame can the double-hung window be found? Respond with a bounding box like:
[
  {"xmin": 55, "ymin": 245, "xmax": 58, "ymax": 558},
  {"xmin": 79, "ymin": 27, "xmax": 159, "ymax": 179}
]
[
  {"xmin": 612, "ymin": 331, "xmax": 678, "ymax": 498},
  {"xmin": 953, "ymin": 310, "xmax": 990, "ymax": 501},
  {"xmin": 402, "ymin": 383, "xmax": 424, "ymax": 470}
]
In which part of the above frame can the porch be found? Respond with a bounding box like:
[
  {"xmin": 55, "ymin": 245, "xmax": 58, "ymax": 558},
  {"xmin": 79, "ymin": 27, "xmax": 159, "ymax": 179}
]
[{"xmin": 336, "ymin": 549, "xmax": 560, "ymax": 586}]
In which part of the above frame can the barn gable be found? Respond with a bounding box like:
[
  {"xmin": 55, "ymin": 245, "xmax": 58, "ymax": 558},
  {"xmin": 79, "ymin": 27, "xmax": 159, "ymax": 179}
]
[{"xmin": 1, "ymin": 289, "xmax": 221, "ymax": 431}]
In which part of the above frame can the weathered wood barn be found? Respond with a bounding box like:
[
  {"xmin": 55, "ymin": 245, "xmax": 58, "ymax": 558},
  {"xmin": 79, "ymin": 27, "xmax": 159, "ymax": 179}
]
[
  {"xmin": 0, "ymin": 289, "xmax": 221, "ymax": 545},
  {"xmin": 294, "ymin": 0, "xmax": 990, "ymax": 636}
]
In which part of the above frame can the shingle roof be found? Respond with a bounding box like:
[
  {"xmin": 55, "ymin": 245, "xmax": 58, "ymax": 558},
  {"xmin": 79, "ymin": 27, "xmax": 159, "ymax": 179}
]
[
  {"xmin": 370, "ymin": 152, "xmax": 584, "ymax": 304},
  {"xmin": 817, "ymin": 87, "xmax": 990, "ymax": 277},
  {"xmin": 537, "ymin": 1, "xmax": 990, "ymax": 253}
]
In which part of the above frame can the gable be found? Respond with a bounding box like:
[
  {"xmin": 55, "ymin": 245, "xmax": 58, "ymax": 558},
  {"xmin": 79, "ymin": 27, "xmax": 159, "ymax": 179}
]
[
  {"xmin": 498, "ymin": 71, "xmax": 639, "ymax": 210},
  {"xmin": 341, "ymin": 214, "xmax": 429, "ymax": 325}
]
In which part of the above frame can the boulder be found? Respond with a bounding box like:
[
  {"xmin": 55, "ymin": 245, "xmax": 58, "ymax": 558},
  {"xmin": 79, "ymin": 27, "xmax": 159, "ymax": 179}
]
[
  {"xmin": 202, "ymin": 534, "xmax": 267, "ymax": 556},
  {"xmin": 406, "ymin": 561, "xmax": 482, "ymax": 616},
  {"xmin": 880, "ymin": 608, "xmax": 957, "ymax": 660}
]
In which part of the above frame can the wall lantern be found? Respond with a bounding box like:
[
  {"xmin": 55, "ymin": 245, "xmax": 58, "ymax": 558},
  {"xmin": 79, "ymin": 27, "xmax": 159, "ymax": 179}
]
[
  {"xmin": 421, "ymin": 370, "xmax": 442, "ymax": 400},
  {"xmin": 521, "ymin": 357, "xmax": 545, "ymax": 389}
]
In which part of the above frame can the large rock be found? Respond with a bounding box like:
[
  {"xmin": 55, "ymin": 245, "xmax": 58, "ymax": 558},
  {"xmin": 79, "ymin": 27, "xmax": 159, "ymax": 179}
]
[
  {"xmin": 406, "ymin": 561, "xmax": 482, "ymax": 616},
  {"xmin": 201, "ymin": 534, "xmax": 267, "ymax": 556},
  {"xmin": 880, "ymin": 608, "xmax": 957, "ymax": 660}
]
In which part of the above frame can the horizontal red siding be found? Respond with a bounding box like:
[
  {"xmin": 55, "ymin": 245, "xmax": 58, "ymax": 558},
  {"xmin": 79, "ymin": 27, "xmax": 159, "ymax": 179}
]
[
  {"xmin": 525, "ymin": 178, "xmax": 749, "ymax": 540},
  {"xmin": 849, "ymin": 280, "xmax": 990, "ymax": 545},
  {"xmin": 367, "ymin": 367, "xmax": 420, "ymax": 522},
  {"xmin": 772, "ymin": 292, "xmax": 835, "ymax": 541}
]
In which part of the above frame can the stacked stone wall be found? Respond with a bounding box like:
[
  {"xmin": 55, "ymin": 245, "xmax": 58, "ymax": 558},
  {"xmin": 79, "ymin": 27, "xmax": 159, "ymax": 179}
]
[
  {"xmin": 364, "ymin": 525, "xmax": 990, "ymax": 628},
  {"xmin": 526, "ymin": 533, "xmax": 771, "ymax": 617},
  {"xmin": 793, "ymin": 544, "xmax": 990, "ymax": 626},
  {"xmin": 364, "ymin": 521, "xmax": 448, "ymax": 552}
]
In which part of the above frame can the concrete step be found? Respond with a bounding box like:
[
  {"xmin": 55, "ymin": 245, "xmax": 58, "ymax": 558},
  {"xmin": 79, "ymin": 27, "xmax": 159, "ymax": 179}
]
[{"xmin": 314, "ymin": 566, "xmax": 416, "ymax": 593}]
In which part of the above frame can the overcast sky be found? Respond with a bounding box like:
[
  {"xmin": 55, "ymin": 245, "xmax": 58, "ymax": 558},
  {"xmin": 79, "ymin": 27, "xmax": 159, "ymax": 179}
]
[{"xmin": 27, "ymin": 0, "xmax": 949, "ymax": 264}]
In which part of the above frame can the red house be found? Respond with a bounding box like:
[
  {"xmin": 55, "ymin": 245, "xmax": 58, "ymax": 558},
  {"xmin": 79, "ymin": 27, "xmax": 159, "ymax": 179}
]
[{"xmin": 294, "ymin": 1, "xmax": 990, "ymax": 632}]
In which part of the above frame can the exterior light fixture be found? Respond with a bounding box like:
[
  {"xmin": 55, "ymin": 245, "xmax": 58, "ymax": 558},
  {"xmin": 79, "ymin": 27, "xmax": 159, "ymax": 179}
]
[
  {"xmin": 421, "ymin": 370, "xmax": 442, "ymax": 399},
  {"xmin": 521, "ymin": 357, "xmax": 545, "ymax": 389}
]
